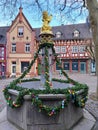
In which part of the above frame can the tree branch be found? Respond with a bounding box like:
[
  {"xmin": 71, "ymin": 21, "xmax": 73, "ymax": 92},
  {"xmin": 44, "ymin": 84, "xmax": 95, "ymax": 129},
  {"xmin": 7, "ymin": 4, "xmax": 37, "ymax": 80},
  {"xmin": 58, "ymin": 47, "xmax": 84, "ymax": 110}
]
[
  {"xmin": 59, "ymin": 0, "xmax": 67, "ymax": 11},
  {"xmin": 35, "ymin": 0, "xmax": 42, "ymax": 12}
]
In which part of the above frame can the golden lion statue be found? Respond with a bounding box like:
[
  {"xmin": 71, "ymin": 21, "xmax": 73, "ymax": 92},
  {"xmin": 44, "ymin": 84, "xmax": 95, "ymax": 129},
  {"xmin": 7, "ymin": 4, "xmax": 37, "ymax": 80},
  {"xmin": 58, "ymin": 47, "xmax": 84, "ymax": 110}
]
[{"xmin": 41, "ymin": 11, "xmax": 52, "ymax": 33}]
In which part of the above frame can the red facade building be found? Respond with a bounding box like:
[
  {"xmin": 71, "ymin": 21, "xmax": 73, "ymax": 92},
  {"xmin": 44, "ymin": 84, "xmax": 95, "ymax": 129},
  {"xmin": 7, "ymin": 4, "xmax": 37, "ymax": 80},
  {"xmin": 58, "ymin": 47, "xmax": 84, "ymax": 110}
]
[{"xmin": 0, "ymin": 27, "xmax": 9, "ymax": 77}]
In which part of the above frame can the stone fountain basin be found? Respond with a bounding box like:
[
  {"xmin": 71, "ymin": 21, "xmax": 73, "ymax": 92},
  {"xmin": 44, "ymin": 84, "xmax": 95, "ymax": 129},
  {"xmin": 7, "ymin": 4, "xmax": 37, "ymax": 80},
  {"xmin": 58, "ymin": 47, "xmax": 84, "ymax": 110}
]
[
  {"xmin": 18, "ymin": 81, "xmax": 74, "ymax": 89},
  {"xmin": 7, "ymin": 80, "xmax": 83, "ymax": 130}
]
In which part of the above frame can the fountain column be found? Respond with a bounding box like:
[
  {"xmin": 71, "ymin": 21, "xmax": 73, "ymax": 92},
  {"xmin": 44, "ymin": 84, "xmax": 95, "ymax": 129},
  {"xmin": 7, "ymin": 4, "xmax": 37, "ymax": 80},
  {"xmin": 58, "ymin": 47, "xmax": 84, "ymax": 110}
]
[
  {"xmin": 39, "ymin": 33, "xmax": 54, "ymax": 88},
  {"xmin": 39, "ymin": 11, "xmax": 54, "ymax": 89}
]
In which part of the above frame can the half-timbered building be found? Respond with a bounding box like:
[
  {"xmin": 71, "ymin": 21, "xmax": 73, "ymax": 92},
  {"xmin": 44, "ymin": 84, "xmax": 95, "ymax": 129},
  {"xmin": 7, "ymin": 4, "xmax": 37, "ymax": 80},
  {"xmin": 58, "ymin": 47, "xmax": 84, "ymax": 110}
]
[{"xmin": 35, "ymin": 24, "xmax": 92, "ymax": 74}]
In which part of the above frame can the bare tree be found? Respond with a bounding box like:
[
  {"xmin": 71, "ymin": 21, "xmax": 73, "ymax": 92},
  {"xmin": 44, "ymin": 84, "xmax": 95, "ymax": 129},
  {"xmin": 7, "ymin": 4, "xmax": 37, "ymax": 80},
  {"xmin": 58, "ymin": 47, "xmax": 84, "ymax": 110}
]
[
  {"xmin": 86, "ymin": 41, "xmax": 95, "ymax": 61},
  {"xmin": 0, "ymin": 0, "xmax": 87, "ymax": 24},
  {"xmin": 85, "ymin": 41, "xmax": 96, "ymax": 75},
  {"xmin": 86, "ymin": 0, "xmax": 98, "ymax": 99}
]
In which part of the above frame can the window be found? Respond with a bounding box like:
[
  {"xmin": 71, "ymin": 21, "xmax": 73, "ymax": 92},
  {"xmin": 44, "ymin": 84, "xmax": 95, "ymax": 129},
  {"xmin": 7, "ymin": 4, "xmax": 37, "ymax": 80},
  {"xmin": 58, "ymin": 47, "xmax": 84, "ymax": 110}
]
[
  {"xmin": 12, "ymin": 62, "xmax": 16, "ymax": 75},
  {"xmin": 55, "ymin": 46, "xmax": 61, "ymax": 53},
  {"xmin": 25, "ymin": 43, "xmax": 30, "ymax": 52},
  {"xmin": 56, "ymin": 31, "xmax": 62, "ymax": 38},
  {"xmin": 1, "ymin": 64, "xmax": 5, "ymax": 72},
  {"xmin": 39, "ymin": 49, "xmax": 42, "ymax": 55},
  {"xmin": 72, "ymin": 46, "xmax": 78, "ymax": 53},
  {"xmin": 56, "ymin": 63, "xmax": 61, "ymax": 70},
  {"xmin": 79, "ymin": 46, "xmax": 85, "ymax": 53},
  {"xmin": 0, "ymin": 47, "xmax": 4, "ymax": 58},
  {"xmin": 73, "ymin": 30, "xmax": 80, "ymax": 37},
  {"xmin": 63, "ymin": 62, "xmax": 69, "ymax": 70},
  {"xmin": 91, "ymin": 60, "xmax": 96, "ymax": 73},
  {"xmin": 72, "ymin": 62, "xmax": 78, "ymax": 71},
  {"xmin": 12, "ymin": 43, "xmax": 16, "ymax": 53},
  {"xmin": 18, "ymin": 27, "xmax": 24, "ymax": 37},
  {"xmin": 0, "ymin": 35, "xmax": 3, "ymax": 40},
  {"xmin": 21, "ymin": 62, "xmax": 29, "ymax": 73},
  {"xmin": 61, "ymin": 46, "xmax": 66, "ymax": 53},
  {"xmin": 1, "ymin": 48, "xmax": 4, "ymax": 57}
]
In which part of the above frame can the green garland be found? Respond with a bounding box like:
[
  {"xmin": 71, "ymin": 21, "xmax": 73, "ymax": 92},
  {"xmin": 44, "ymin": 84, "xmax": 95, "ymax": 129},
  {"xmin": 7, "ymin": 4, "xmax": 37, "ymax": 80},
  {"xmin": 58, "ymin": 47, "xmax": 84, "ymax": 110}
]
[
  {"xmin": 3, "ymin": 79, "xmax": 88, "ymax": 116},
  {"xmin": 44, "ymin": 46, "xmax": 50, "ymax": 90},
  {"xmin": 31, "ymin": 95, "xmax": 68, "ymax": 116},
  {"xmin": 3, "ymin": 42, "xmax": 88, "ymax": 116}
]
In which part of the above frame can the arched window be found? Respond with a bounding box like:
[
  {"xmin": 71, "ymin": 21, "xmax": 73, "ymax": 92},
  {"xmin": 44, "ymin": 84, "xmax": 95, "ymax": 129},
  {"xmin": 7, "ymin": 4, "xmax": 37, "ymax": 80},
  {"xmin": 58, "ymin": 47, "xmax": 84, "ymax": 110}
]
[
  {"xmin": 56, "ymin": 31, "xmax": 62, "ymax": 38},
  {"xmin": 73, "ymin": 30, "xmax": 80, "ymax": 37}
]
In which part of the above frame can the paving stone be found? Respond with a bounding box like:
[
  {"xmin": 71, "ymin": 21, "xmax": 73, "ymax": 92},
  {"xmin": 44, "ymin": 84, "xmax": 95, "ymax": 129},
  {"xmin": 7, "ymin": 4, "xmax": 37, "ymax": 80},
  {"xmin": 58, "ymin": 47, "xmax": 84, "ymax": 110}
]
[{"xmin": 85, "ymin": 99, "xmax": 98, "ymax": 119}]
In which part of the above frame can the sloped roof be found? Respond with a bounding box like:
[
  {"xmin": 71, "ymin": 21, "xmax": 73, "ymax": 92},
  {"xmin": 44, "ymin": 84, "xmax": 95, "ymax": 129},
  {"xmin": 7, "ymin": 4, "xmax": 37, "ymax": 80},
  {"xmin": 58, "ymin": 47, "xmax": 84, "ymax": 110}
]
[
  {"xmin": 0, "ymin": 26, "xmax": 9, "ymax": 44},
  {"xmin": 8, "ymin": 8, "xmax": 34, "ymax": 32},
  {"xmin": 0, "ymin": 23, "xmax": 92, "ymax": 45},
  {"xmin": 35, "ymin": 23, "xmax": 92, "ymax": 41}
]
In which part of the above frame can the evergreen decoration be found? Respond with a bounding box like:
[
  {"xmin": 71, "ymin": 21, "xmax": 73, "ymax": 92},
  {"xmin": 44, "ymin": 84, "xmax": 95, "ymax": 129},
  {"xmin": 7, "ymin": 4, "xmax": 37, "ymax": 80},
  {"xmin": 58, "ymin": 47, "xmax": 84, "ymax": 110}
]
[
  {"xmin": 3, "ymin": 42, "xmax": 88, "ymax": 116},
  {"xmin": 44, "ymin": 46, "xmax": 50, "ymax": 90}
]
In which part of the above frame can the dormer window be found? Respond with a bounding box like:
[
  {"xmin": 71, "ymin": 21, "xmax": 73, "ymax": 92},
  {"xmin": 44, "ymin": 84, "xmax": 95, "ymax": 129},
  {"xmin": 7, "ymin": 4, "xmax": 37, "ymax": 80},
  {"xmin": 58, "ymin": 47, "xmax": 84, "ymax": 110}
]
[
  {"xmin": 56, "ymin": 31, "xmax": 62, "ymax": 38},
  {"xmin": 0, "ymin": 35, "xmax": 3, "ymax": 40},
  {"xmin": 18, "ymin": 27, "xmax": 24, "ymax": 37},
  {"xmin": 73, "ymin": 30, "xmax": 80, "ymax": 37}
]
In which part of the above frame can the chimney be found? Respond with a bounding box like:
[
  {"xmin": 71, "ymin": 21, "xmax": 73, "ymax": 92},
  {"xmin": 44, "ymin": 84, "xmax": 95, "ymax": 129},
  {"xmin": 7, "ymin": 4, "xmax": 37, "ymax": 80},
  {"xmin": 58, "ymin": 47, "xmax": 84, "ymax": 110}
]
[{"xmin": 19, "ymin": 6, "xmax": 23, "ymax": 23}]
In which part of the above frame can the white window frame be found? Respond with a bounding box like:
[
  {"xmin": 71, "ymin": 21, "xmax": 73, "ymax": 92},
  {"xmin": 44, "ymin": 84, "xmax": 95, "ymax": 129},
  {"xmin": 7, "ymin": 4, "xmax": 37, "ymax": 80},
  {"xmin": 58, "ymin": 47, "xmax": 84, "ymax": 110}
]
[
  {"xmin": 11, "ymin": 61, "xmax": 16, "ymax": 76},
  {"xmin": 72, "ymin": 46, "xmax": 78, "ymax": 53},
  {"xmin": 61, "ymin": 46, "xmax": 66, "ymax": 53},
  {"xmin": 79, "ymin": 45, "xmax": 85, "ymax": 53},
  {"xmin": 56, "ymin": 31, "xmax": 61, "ymax": 38},
  {"xmin": 18, "ymin": 27, "xmax": 24, "ymax": 37},
  {"xmin": 12, "ymin": 43, "xmax": 16, "ymax": 53},
  {"xmin": 0, "ymin": 47, "xmax": 4, "ymax": 58},
  {"xmin": 55, "ymin": 46, "xmax": 61, "ymax": 53},
  {"xmin": 73, "ymin": 30, "xmax": 79, "ymax": 37},
  {"xmin": 25, "ymin": 43, "xmax": 30, "ymax": 53}
]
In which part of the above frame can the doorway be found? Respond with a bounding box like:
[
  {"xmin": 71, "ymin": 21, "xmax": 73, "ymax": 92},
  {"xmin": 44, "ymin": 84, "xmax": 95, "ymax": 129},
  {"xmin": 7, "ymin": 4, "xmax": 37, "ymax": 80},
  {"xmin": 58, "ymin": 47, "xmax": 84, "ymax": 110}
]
[
  {"xmin": 80, "ymin": 62, "xmax": 86, "ymax": 73},
  {"xmin": 11, "ymin": 62, "xmax": 16, "ymax": 76}
]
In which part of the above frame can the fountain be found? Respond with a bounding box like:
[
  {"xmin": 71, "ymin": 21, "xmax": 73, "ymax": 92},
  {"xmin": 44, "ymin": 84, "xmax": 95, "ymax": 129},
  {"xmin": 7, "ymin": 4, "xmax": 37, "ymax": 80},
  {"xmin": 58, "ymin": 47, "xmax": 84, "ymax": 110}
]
[{"xmin": 3, "ymin": 11, "xmax": 88, "ymax": 130}]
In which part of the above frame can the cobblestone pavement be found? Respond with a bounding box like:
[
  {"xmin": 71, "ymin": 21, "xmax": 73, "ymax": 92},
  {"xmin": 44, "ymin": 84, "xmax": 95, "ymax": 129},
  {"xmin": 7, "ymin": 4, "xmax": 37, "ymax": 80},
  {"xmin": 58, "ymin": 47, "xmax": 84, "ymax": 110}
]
[
  {"xmin": 0, "ymin": 78, "xmax": 15, "ymax": 112},
  {"xmin": 0, "ymin": 74, "xmax": 98, "ymax": 129},
  {"xmin": 85, "ymin": 99, "xmax": 98, "ymax": 130},
  {"xmin": 67, "ymin": 73, "xmax": 98, "ymax": 130}
]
